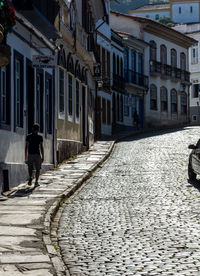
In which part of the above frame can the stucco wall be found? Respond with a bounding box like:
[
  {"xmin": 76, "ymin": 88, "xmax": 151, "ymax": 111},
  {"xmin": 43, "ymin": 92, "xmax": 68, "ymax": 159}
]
[
  {"xmin": 0, "ymin": 22, "xmax": 55, "ymax": 191},
  {"xmin": 172, "ymin": 3, "xmax": 199, "ymax": 23},
  {"xmin": 131, "ymin": 11, "xmax": 170, "ymax": 21}
]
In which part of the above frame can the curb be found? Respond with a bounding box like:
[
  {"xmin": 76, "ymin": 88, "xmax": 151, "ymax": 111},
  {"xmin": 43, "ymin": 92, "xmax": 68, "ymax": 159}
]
[{"xmin": 43, "ymin": 141, "xmax": 115, "ymax": 276}]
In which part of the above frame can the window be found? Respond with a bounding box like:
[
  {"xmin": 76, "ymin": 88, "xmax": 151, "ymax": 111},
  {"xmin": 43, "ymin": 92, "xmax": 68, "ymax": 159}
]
[
  {"xmin": 171, "ymin": 89, "xmax": 177, "ymax": 113},
  {"xmin": 131, "ymin": 50, "xmax": 136, "ymax": 71},
  {"xmin": 150, "ymin": 85, "xmax": 157, "ymax": 110},
  {"xmin": 107, "ymin": 51, "xmax": 110, "ymax": 78},
  {"xmin": 36, "ymin": 71, "xmax": 44, "ymax": 132},
  {"xmin": 150, "ymin": 41, "xmax": 157, "ymax": 61},
  {"xmin": 171, "ymin": 49, "xmax": 177, "ymax": 67},
  {"xmin": 192, "ymin": 115, "xmax": 197, "ymax": 121},
  {"xmin": 180, "ymin": 52, "xmax": 186, "ymax": 70},
  {"xmin": 146, "ymin": 14, "xmax": 150, "ymax": 18},
  {"xmin": 193, "ymin": 84, "xmax": 199, "ymax": 98},
  {"xmin": 76, "ymin": 80, "xmax": 80, "ymax": 121},
  {"xmin": 59, "ymin": 68, "xmax": 65, "ymax": 117},
  {"xmin": 15, "ymin": 57, "xmax": 24, "ymax": 128},
  {"xmin": 190, "ymin": 6, "xmax": 193, "ymax": 13},
  {"xmin": 102, "ymin": 98, "xmax": 106, "ymax": 124},
  {"xmin": 68, "ymin": 74, "xmax": 73, "ymax": 117},
  {"xmin": 160, "ymin": 45, "xmax": 167, "ymax": 64},
  {"xmin": 107, "ymin": 100, "xmax": 111, "ymax": 125},
  {"xmin": 181, "ymin": 92, "xmax": 187, "ymax": 114},
  {"xmin": 138, "ymin": 54, "xmax": 143, "ymax": 74},
  {"xmin": 155, "ymin": 14, "xmax": 159, "ymax": 20},
  {"xmin": 113, "ymin": 53, "xmax": 116, "ymax": 75},
  {"xmin": 46, "ymin": 75, "xmax": 52, "ymax": 134},
  {"xmin": 191, "ymin": 45, "xmax": 198, "ymax": 64},
  {"xmin": 1, "ymin": 67, "xmax": 7, "ymax": 124},
  {"xmin": 160, "ymin": 87, "xmax": 168, "ymax": 112},
  {"xmin": 124, "ymin": 96, "xmax": 130, "ymax": 117},
  {"xmin": 69, "ymin": 3, "xmax": 75, "ymax": 30},
  {"xmin": 179, "ymin": 7, "xmax": 181, "ymax": 14},
  {"xmin": 120, "ymin": 58, "xmax": 123, "ymax": 77},
  {"xmin": 16, "ymin": 59, "xmax": 20, "ymax": 127}
]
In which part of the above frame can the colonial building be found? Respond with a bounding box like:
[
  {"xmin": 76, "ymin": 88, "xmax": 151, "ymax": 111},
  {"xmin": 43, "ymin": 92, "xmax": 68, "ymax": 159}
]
[
  {"xmin": 173, "ymin": 23, "xmax": 200, "ymax": 124},
  {"xmin": 54, "ymin": 0, "xmax": 106, "ymax": 162},
  {"xmin": 111, "ymin": 30, "xmax": 125, "ymax": 131},
  {"xmin": 111, "ymin": 12, "xmax": 196, "ymax": 128},
  {"xmin": 96, "ymin": 1, "xmax": 112, "ymax": 137},
  {"xmin": 119, "ymin": 31, "xmax": 149, "ymax": 128},
  {"xmin": 0, "ymin": 0, "xmax": 59, "ymax": 193}
]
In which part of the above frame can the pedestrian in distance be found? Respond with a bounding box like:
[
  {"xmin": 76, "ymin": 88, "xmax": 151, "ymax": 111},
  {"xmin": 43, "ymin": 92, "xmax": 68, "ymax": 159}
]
[
  {"xmin": 25, "ymin": 123, "xmax": 44, "ymax": 187},
  {"xmin": 133, "ymin": 109, "xmax": 139, "ymax": 130}
]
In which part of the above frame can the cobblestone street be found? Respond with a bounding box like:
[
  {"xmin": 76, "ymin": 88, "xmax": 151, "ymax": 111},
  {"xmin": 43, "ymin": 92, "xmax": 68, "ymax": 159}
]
[{"xmin": 58, "ymin": 127, "xmax": 200, "ymax": 276}]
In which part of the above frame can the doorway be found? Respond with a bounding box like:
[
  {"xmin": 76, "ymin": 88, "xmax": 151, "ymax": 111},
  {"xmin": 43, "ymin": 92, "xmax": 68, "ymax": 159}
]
[
  {"xmin": 82, "ymin": 86, "xmax": 87, "ymax": 146},
  {"xmin": 97, "ymin": 96, "xmax": 101, "ymax": 138}
]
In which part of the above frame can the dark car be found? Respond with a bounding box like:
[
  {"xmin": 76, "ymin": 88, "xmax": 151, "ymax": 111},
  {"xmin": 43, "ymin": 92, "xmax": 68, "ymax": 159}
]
[{"xmin": 188, "ymin": 141, "xmax": 200, "ymax": 180}]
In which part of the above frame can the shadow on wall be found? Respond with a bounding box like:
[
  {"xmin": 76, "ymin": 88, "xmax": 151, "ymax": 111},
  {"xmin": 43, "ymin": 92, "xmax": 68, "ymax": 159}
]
[{"xmin": 57, "ymin": 140, "xmax": 87, "ymax": 164}]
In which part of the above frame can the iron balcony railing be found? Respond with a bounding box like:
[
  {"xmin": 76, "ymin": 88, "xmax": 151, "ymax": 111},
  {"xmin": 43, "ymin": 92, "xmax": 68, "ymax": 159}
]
[
  {"xmin": 150, "ymin": 60, "xmax": 190, "ymax": 82},
  {"xmin": 124, "ymin": 69, "xmax": 149, "ymax": 89},
  {"xmin": 112, "ymin": 73, "xmax": 125, "ymax": 91}
]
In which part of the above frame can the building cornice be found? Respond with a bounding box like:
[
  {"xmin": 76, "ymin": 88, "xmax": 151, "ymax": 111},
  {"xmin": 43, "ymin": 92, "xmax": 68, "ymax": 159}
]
[{"xmin": 111, "ymin": 11, "xmax": 197, "ymax": 48}]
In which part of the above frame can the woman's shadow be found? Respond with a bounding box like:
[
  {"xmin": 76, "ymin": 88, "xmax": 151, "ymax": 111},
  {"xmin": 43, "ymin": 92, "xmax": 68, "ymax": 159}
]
[{"xmin": 8, "ymin": 185, "xmax": 37, "ymax": 198}]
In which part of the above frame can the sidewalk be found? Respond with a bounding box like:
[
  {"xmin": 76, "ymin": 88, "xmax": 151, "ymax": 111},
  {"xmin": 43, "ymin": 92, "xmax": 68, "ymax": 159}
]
[
  {"xmin": 0, "ymin": 127, "xmax": 144, "ymax": 276},
  {"xmin": 0, "ymin": 137, "xmax": 119, "ymax": 275}
]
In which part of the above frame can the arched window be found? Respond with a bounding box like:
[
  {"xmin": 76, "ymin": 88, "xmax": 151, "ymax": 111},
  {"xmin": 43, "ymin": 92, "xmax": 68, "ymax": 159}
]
[
  {"xmin": 75, "ymin": 61, "xmax": 81, "ymax": 80},
  {"xmin": 113, "ymin": 53, "xmax": 116, "ymax": 75},
  {"xmin": 81, "ymin": 67, "xmax": 87, "ymax": 85},
  {"xmin": 181, "ymin": 92, "xmax": 187, "ymax": 114},
  {"xmin": 120, "ymin": 58, "xmax": 123, "ymax": 77},
  {"xmin": 67, "ymin": 53, "xmax": 74, "ymax": 74},
  {"xmin": 160, "ymin": 45, "xmax": 167, "ymax": 64},
  {"xmin": 150, "ymin": 84, "xmax": 157, "ymax": 110},
  {"xmin": 180, "ymin": 52, "xmax": 186, "ymax": 70},
  {"xmin": 160, "ymin": 86, "xmax": 168, "ymax": 112},
  {"xmin": 171, "ymin": 49, "xmax": 177, "ymax": 68},
  {"xmin": 171, "ymin": 89, "xmax": 177, "ymax": 113},
  {"xmin": 150, "ymin": 40, "xmax": 157, "ymax": 61}
]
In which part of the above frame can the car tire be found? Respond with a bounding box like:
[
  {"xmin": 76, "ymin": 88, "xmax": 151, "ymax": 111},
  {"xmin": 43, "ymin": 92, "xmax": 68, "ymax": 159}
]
[{"xmin": 188, "ymin": 164, "xmax": 196, "ymax": 180}]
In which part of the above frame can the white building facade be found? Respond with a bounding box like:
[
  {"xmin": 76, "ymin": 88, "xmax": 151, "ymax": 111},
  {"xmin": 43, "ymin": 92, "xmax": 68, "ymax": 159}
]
[
  {"xmin": 110, "ymin": 12, "xmax": 196, "ymax": 128},
  {"xmin": 173, "ymin": 23, "xmax": 200, "ymax": 124},
  {"xmin": 0, "ymin": 9, "xmax": 57, "ymax": 193}
]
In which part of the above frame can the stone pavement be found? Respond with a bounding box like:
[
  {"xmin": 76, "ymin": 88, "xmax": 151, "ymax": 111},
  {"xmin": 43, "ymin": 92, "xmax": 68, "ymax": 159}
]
[
  {"xmin": 0, "ymin": 138, "xmax": 118, "ymax": 276},
  {"xmin": 58, "ymin": 126, "xmax": 200, "ymax": 276}
]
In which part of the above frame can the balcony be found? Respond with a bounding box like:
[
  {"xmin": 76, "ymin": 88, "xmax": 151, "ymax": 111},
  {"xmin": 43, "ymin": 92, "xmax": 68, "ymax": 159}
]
[
  {"xmin": 124, "ymin": 69, "xmax": 149, "ymax": 90},
  {"xmin": 150, "ymin": 60, "xmax": 190, "ymax": 83},
  {"xmin": 112, "ymin": 73, "xmax": 125, "ymax": 92}
]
